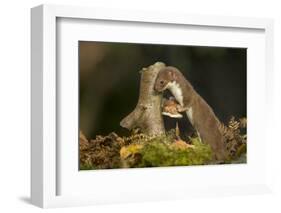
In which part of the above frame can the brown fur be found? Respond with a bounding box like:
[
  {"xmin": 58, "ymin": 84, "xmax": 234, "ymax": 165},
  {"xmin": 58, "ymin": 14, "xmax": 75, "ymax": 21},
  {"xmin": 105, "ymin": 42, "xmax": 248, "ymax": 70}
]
[{"xmin": 155, "ymin": 66, "xmax": 228, "ymax": 161}]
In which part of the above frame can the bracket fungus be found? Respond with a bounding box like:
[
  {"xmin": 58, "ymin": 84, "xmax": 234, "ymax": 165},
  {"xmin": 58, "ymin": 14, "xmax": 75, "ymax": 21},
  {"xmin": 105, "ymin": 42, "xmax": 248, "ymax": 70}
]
[{"xmin": 161, "ymin": 97, "xmax": 183, "ymax": 119}]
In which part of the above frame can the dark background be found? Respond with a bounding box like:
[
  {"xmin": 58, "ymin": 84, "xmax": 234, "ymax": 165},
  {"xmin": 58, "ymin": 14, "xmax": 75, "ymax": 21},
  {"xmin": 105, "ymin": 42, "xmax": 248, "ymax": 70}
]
[{"xmin": 79, "ymin": 41, "xmax": 246, "ymax": 139}]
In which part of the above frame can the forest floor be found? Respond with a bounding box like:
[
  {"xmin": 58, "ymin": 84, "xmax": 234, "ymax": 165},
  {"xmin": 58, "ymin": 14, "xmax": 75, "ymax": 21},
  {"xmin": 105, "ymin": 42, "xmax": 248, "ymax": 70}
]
[{"xmin": 80, "ymin": 118, "xmax": 246, "ymax": 170}]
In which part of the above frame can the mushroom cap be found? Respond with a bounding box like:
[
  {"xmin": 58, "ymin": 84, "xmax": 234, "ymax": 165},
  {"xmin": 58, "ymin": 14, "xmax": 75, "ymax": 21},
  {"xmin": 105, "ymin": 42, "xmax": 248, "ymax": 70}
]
[
  {"xmin": 162, "ymin": 98, "xmax": 183, "ymax": 118},
  {"xmin": 162, "ymin": 111, "xmax": 183, "ymax": 118}
]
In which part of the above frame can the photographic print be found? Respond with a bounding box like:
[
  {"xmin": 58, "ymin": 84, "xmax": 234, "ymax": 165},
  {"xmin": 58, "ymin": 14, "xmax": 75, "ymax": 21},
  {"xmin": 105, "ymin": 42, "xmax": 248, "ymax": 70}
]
[{"xmin": 79, "ymin": 41, "xmax": 247, "ymax": 170}]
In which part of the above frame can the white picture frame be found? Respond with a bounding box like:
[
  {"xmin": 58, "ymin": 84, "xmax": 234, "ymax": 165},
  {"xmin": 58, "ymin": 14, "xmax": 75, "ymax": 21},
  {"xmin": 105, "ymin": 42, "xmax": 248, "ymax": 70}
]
[{"xmin": 31, "ymin": 4, "xmax": 274, "ymax": 208}]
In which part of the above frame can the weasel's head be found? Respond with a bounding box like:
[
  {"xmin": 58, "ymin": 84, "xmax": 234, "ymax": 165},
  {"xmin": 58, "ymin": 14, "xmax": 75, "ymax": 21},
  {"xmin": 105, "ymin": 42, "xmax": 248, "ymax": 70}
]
[{"xmin": 154, "ymin": 67, "xmax": 178, "ymax": 92}]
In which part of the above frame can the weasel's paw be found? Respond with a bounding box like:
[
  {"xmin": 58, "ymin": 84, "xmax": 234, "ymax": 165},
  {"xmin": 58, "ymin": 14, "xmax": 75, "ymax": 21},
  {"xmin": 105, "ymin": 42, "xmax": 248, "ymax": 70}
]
[{"xmin": 176, "ymin": 105, "xmax": 187, "ymax": 112}]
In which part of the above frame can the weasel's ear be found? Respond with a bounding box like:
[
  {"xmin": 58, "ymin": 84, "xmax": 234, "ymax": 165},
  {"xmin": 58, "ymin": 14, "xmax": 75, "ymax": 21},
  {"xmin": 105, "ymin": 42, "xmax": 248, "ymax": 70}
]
[{"xmin": 168, "ymin": 70, "xmax": 177, "ymax": 80}]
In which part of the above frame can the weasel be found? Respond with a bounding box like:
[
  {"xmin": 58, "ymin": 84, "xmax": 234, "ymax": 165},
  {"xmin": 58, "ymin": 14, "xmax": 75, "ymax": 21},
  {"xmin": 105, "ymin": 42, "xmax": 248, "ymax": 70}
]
[{"xmin": 154, "ymin": 66, "xmax": 228, "ymax": 161}]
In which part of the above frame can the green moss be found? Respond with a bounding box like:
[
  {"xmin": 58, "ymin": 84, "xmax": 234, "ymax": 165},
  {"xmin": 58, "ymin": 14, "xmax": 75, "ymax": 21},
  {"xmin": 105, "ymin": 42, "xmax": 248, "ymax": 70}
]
[{"xmin": 121, "ymin": 133, "xmax": 213, "ymax": 168}]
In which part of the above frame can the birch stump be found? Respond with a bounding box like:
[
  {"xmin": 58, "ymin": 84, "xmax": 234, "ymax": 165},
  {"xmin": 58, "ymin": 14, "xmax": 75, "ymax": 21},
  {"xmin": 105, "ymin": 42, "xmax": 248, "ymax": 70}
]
[{"xmin": 120, "ymin": 62, "xmax": 166, "ymax": 135}]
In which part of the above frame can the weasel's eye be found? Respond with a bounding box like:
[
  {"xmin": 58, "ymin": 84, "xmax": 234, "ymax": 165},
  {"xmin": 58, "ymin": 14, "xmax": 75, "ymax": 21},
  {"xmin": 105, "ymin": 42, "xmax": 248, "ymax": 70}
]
[{"xmin": 160, "ymin": 80, "xmax": 164, "ymax": 85}]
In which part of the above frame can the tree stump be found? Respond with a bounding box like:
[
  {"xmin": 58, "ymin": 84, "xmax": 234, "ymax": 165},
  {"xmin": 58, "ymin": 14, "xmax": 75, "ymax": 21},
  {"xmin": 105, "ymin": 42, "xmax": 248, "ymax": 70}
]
[{"xmin": 120, "ymin": 62, "xmax": 166, "ymax": 135}]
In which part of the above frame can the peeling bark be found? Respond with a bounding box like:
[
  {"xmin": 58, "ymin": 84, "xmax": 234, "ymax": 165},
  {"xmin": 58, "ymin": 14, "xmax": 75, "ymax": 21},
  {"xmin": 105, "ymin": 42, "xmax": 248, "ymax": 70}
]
[{"xmin": 120, "ymin": 62, "xmax": 166, "ymax": 135}]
